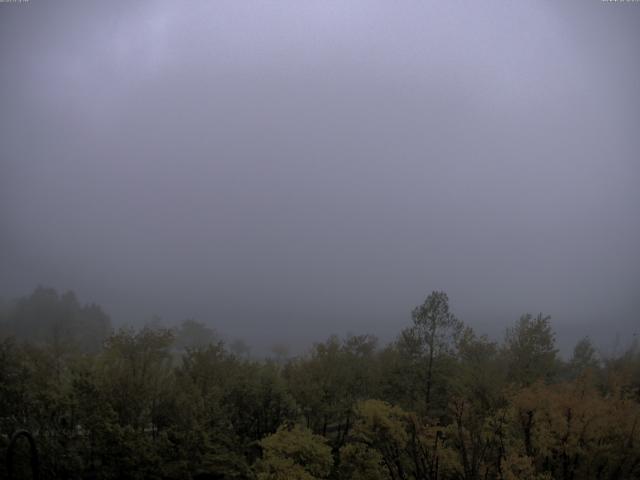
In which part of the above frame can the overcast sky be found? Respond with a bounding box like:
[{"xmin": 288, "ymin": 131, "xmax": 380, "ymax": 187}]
[{"xmin": 1, "ymin": 0, "xmax": 639, "ymax": 353}]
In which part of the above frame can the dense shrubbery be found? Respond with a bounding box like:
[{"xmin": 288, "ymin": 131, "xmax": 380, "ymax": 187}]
[{"xmin": 1, "ymin": 288, "xmax": 639, "ymax": 479}]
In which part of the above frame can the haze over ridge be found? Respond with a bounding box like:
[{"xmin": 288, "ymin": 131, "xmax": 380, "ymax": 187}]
[{"xmin": 1, "ymin": 0, "xmax": 639, "ymax": 354}]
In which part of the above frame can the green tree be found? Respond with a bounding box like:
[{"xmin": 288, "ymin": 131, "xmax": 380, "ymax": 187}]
[
  {"xmin": 99, "ymin": 327, "xmax": 174, "ymax": 430},
  {"xmin": 285, "ymin": 334, "xmax": 378, "ymax": 447},
  {"xmin": 254, "ymin": 424, "xmax": 333, "ymax": 480},
  {"xmin": 566, "ymin": 336, "xmax": 600, "ymax": 380},
  {"xmin": 455, "ymin": 327, "xmax": 506, "ymax": 408},
  {"xmin": 343, "ymin": 399, "xmax": 458, "ymax": 480},
  {"xmin": 404, "ymin": 291, "xmax": 463, "ymax": 414},
  {"xmin": 504, "ymin": 313, "xmax": 558, "ymax": 386}
]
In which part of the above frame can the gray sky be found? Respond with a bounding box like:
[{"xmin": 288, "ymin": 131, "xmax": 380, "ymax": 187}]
[{"xmin": 1, "ymin": 0, "xmax": 639, "ymax": 354}]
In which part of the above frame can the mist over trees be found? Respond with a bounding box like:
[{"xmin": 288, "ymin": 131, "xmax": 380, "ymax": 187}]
[
  {"xmin": 2, "ymin": 1, "xmax": 638, "ymax": 478},
  {"xmin": 0, "ymin": 287, "xmax": 111, "ymax": 353},
  {"xmin": 1, "ymin": 287, "xmax": 639, "ymax": 479}
]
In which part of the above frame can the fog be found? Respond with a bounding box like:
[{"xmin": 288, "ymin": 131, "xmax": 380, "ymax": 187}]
[{"xmin": 1, "ymin": 0, "xmax": 639, "ymax": 354}]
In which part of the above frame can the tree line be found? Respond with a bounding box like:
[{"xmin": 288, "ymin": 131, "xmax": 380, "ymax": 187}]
[{"xmin": 0, "ymin": 287, "xmax": 639, "ymax": 479}]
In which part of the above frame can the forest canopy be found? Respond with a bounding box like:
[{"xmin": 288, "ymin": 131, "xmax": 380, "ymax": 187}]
[{"xmin": 1, "ymin": 287, "xmax": 639, "ymax": 479}]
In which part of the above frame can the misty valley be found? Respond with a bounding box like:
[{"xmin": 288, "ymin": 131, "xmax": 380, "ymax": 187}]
[
  {"xmin": 1, "ymin": 287, "xmax": 639, "ymax": 479},
  {"xmin": 2, "ymin": 1, "xmax": 639, "ymax": 479}
]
